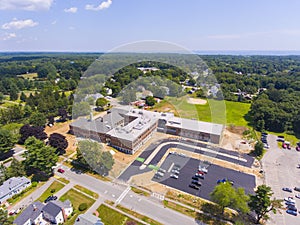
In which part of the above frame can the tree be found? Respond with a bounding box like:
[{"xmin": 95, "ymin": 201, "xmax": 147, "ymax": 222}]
[
  {"xmin": 20, "ymin": 92, "xmax": 27, "ymax": 102},
  {"xmin": 210, "ymin": 182, "xmax": 249, "ymax": 214},
  {"xmin": 96, "ymin": 97, "xmax": 109, "ymax": 110},
  {"xmin": 0, "ymin": 92, "xmax": 4, "ymax": 103},
  {"xmin": 29, "ymin": 112, "xmax": 47, "ymax": 127},
  {"xmin": 6, "ymin": 158, "xmax": 25, "ymax": 178},
  {"xmin": 9, "ymin": 86, "xmax": 18, "ymax": 101},
  {"xmin": 77, "ymin": 140, "xmax": 114, "ymax": 175},
  {"xmin": 249, "ymin": 185, "xmax": 282, "ymax": 224},
  {"xmin": 19, "ymin": 124, "xmax": 47, "ymax": 144},
  {"xmin": 0, "ymin": 129, "xmax": 16, "ymax": 154},
  {"xmin": 254, "ymin": 141, "xmax": 264, "ymax": 157},
  {"xmin": 58, "ymin": 108, "xmax": 68, "ymax": 121},
  {"xmin": 49, "ymin": 133, "xmax": 68, "ymax": 155},
  {"xmin": 0, "ymin": 208, "xmax": 13, "ymax": 225},
  {"xmin": 24, "ymin": 137, "xmax": 58, "ymax": 176},
  {"xmin": 72, "ymin": 102, "xmax": 91, "ymax": 119},
  {"xmin": 145, "ymin": 96, "xmax": 156, "ymax": 106},
  {"xmin": 48, "ymin": 115, "xmax": 55, "ymax": 125}
]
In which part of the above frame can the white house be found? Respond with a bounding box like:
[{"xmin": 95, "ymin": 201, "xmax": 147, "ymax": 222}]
[
  {"xmin": 53, "ymin": 199, "xmax": 73, "ymax": 218},
  {"xmin": 0, "ymin": 176, "xmax": 31, "ymax": 204},
  {"xmin": 42, "ymin": 201, "xmax": 64, "ymax": 224}
]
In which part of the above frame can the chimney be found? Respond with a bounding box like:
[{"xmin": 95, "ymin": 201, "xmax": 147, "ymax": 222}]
[{"xmin": 33, "ymin": 204, "xmax": 37, "ymax": 211}]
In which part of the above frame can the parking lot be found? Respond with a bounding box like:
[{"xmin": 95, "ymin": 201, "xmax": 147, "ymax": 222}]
[
  {"xmin": 262, "ymin": 134, "xmax": 300, "ymax": 225},
  {"xmin": 152, "ymin": 154, "xmax": 256, "ymax": 200}
]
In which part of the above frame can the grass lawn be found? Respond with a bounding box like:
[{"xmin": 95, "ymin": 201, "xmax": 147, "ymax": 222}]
[
  {"xmin": 17, "ymin": 73, "xmax": 38, "ymax": 80},
  {"xmin": 74, "ymin": 185, "xmax": 99, "ymax": 199},
  {"xmin": 60, "ymin": 189, "xmax": 95, "ymax": 225},
  {"xmin": 97, "ymin": 204, "xmax": 142, "ymax": 225},
  {"xmin": 37, "ymin": 181, "xmax": 65, "ymax": 202},
  {"xmin": 152, "ymin": 96, "xmax": 250, "ymax": 127},
  {"xmin": 57, "ymin": 177, "xmax": 70, "ymax": 184}
]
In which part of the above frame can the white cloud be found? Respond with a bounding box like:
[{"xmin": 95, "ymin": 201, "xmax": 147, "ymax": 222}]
[
  {"xmin": 85, "ymin": 0, "xmax": 112, "ymax": 11},
  {"xmin": 51, "ymin": 20, "xmax": 57, "ymax": 25},
  {"xmin": 0, "ymin": 32, "xmax": 16, "ymax": 41},
  {"xmin": 64, "ymin": 7, "xmax": 77, "ymax": 13},
  {"xmin": 0, "ymin": 0, "xmax": 53, "ymax": 11},
  {"xmin": 2, "ymin": 19, "xmax": 38, "ymax": 30}
]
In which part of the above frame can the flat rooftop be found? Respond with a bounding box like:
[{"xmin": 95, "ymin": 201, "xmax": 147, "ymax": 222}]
[{"xmin": 166, "ymin": 117, "xmax": 224, "ymax": 136}]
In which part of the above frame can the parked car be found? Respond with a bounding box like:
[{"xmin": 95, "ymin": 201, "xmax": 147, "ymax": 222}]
[
  {"xmin": 287, "ymin": 205, "xmax": 297, "ymax": 211},
  {"xmin": 192, "ymin": 176, "xmax": 199, "ymax": 181},
  {"xmin": 171, "ymin": 169, "xmax": 180, "ymax": 174},
  {"xmin": 217, "ymin": 178, "xmax": 234, "ymax": 185},
  {"xmin": 296, "ymin": 142, "xmax": 300, "ymax": 151},
  {"xmin": 170, "ymin": 174, "xmax": 178, "ymax": 179},
  {"xmin": 197, "ymin": 170, "xmax": 205, "ymax": 175},
  {"xmin": 296, "ymin": 194, "xmax": 300, "ymax": 199},
  {"xmin": 158, "ymin": 168, "xmax": 166, "ymax": 173},
  {"xmin": 284, "ymin": 197, "xmax": 295, "ymax": 203},
  {"xmin": 157, "ymin": 171, "xmax": 164, "ymax": 176},
  {"xmin": 198, "ymin": 166, "xmax": 208, "ymax": 173},
  {"xmin": 263, "ymin": 143, "xmax": 269, "ymax": 149},
  {"xmin": 286, "ymin": 209, "xmax": 297, "ymax": 216},
  {"xmin": 189, "ymin": 184, "xmax": 200, "ymax": 190},
  {"xmin": 285, "ymin": 201, "xmax": 296, "ymax": 206},
  {"xmin": 173, "ymin": 164, "xmax": 181, "ymax": 170},
  {"xmin": 294, "ymin": 187, "xmax": 300, "ymax": 192},
  {"xmin": 44, "ymin": 195, "xmax": 57, "ymax": 203},
  {"xmin": 262, "ymin": 132, "xmax": 268, "ymax": 136},
  {"xmin": 195, "ymin": 173, "xmax": 205, "ymax": 179},
  {"xmin": 57, "ymin": 168, "xmax": 65, "ymax": 173},
  {"xmin": 282, "ymin": 187, "xmax": 293, "ymax": 192},
  {"xmin": 191, "ymin": 180, "xmax": 202, "ymax": 186}
]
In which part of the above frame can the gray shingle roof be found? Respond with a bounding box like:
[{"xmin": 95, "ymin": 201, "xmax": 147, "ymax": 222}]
[
  {"xmin": 42, "ymin": 201, "xmax": 62, "ymax": 217},
  {"xmin": 14, "ymin": 201, "xmax": 44, "ymax": 225},
  {"xmin": 75, "ymin": 214, "xmax": 104, "ymax": 225}
]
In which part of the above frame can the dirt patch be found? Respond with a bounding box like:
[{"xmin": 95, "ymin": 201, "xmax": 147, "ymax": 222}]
[
  {"xmin": 44, "ymin": 121, "xmax": 77, "ymax": 155},
  {"xmin": 187, "ymin": 98, "xmax": 207, "ymax": 105}
]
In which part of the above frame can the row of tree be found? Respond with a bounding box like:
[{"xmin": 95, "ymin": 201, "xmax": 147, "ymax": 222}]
[{"xmin": 210, "ymin": 182, "xmax": 282, "ymax": 224}]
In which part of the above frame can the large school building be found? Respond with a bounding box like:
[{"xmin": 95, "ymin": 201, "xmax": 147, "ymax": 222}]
[{"xmin": 69, "ymin": 106, "xmax": 224, "ymax": 154}]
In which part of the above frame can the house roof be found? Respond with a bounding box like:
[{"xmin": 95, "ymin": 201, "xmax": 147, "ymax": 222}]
[
  {"xmin": 52, "ymin": 199, "xmax": 72, "ymax": 209},
  {"xmin": 0, "ymin": 176, "xmax": 31, "ymax": 201},
  {"xmin": 42, "ymin": 201, "xmax": 62, "ymax": 217},
  {"xmin": 74, "ymin": 214, "xmax": 104, "ymax": 225},
  {"xmin": 14, "ymin": 201, "xmax": 44, "ymax": 225}
]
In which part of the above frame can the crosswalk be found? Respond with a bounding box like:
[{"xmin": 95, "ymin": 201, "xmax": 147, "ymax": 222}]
[{"xmin": 115, "ymin": 186, "xmax": 131, "ymax": 205}]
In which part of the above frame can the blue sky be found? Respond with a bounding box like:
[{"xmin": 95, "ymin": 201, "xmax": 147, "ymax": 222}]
[{"xmin": 0, "ymin": 0, "xmax": 300, "ymax": 52}]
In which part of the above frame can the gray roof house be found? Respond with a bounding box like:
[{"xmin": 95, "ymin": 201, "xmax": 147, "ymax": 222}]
[
  {"xmin": 75, "ymin": 213, "xmax": 104, "ymax": 225},
  {"xmin": 0, "ymin": 176, "xmax": 31, "ymax": 204},
  {"xmin": 14, "ymin": 201, "xmax": 44, "ymax": 225},
  {"xmin": 42, "ymin": 201, "xmax": 64, "ymax": 224}
]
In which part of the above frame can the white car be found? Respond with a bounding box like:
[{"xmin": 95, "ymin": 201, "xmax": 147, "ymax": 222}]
[
  {"xmin": 198, "ymin": 166, "xmax": 208, "ymax": 173},
  {"xmin": 170, "ymin": 174, "xmax": 178, "ymax": 179},
  {"xmin": 171, "ymin": 169, "xmax": 180, "ymax": 174},
  {"xmin": 285, "ymin": 197, "xmax": 296, "ymax": 203},
  {"xmin": 295, "ymin": 194, "xmax": 300, "ymax": 199}
]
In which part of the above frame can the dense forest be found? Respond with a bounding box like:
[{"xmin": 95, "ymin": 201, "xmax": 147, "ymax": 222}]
[{"xmin": 0, "ymin": 53, "xmax": 300, "ymax": 137}]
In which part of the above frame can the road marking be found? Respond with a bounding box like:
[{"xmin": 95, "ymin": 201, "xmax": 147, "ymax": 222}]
[
  {"xmin": 168, "ymin": 163, "xmax": 174, "ymax": 173},
  {"xmin": 115, "ymin": 186, "xmax": 131, "ymax": 205}
]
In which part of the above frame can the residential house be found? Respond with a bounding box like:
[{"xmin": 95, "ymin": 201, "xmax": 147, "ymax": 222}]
[
  {"xmin": 42, "ymin": 200, "xmax": 73, "ymax": 224},
  {"xmin": 13, "ymin": 201, "xmax": 45, "ymax": 225},
  {"xmin": 74, "ymin": 214, "xmax": 104, "ymax": 225},
  {"xmin": 42, "ymin": 201, "xmax": 64, "ymax": 224},
  {"xmin": 0, "ymin": 176, "xmax": 31, "ymax": 204}
]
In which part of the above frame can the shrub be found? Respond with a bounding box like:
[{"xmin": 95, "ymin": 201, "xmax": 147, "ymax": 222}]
[{"xmin": 78, "ymin": 203, "xmax": 87, "ymax": 211}]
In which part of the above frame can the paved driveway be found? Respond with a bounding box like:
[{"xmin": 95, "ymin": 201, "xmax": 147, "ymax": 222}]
[{"xmin": 262, "ymin": 134, "xmax": 300, "ymax": 225}]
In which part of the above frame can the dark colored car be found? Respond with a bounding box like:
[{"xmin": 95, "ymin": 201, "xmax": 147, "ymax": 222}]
[
  {"xmin": 286, "ymin": 209, "xmax": 297, "ymax": 216},
  {"xmin": 192, "ymin": 176, "xmax": 199, "ymax": 181},
  {"xmin": 294, "ymin": 187, "xmax": 300, "ymax": 192},
  {"xmin": 287, "ymin": 205, "xmax": 297, "ymax": 211},
  {"xmin": 57, "ymin": 168, "xmax": 65, "ymax": 173},
  {"xmin": 189, "ymin": 184, "xmax": 200, "ymax": 190},
  {"xmin": 44, "ymin": 195, "xmax": 57, "ymax": 203},
  {"xmin": 191, "ymin": 180, "xmax": 202, "ymax": 186},
  {"xmin": 282, "ymin": 187, "xmax": 293, "ymax": 192},
  {"xmin": 195, "ymin": 173, "xmax": 205, "ymax": 179}
]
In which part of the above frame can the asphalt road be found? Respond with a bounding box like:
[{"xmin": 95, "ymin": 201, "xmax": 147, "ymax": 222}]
[
  {"xmin": 262, "ymin": 134, "xmax": 300, "ymax": 225},
  {"xmin": 153, "ymin": 154, "xmax": 256, "ymax": 200},
  {"xmin": 119, "ymin": 138, "xmax": 254, "ymax": 181}
]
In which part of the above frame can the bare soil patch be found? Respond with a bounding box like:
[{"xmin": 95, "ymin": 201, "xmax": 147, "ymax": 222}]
[{"xmin": 187, "ymin": 97, "xmax": 207, "ymax": 105}]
